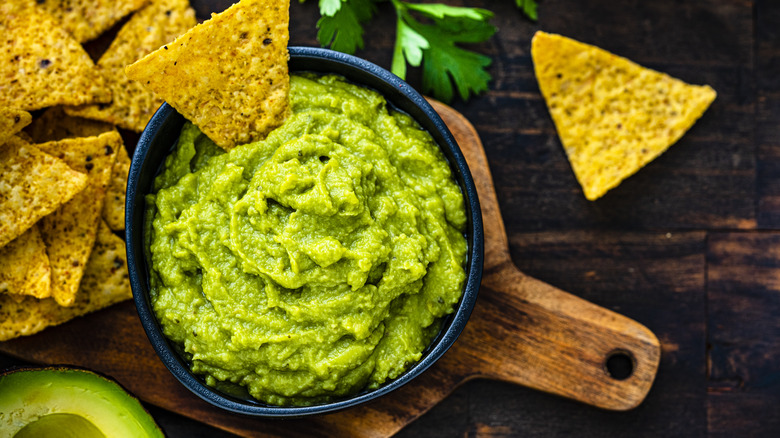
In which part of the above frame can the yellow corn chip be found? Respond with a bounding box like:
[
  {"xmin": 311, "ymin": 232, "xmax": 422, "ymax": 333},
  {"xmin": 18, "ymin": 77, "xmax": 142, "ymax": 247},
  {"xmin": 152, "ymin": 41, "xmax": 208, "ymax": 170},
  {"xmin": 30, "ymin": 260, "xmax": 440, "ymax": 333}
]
[
  {"xmin": 26, "ymin": 107, "xmax": 115, "ymax": 144},
  {"xmin": 103, "ymin": 143, "xmax": 131, "ymax": 231},
  {"xmin": 13, "ymin": 130, "xmax": 33, "ymax": 143},
  {"xmin": 0, "ymin": 225, "xmax": 51, "ymax": 299},
  {"xmin": 0, "ymin": 220, "xmax": 131, "ymax": 341},
  {"xmin": 37, "ymin": 132, "xmax": 120, "ymax": 307},
  {"xmin": 126, "ymin": 0, "xmax": 291, "ymax": 150},
  {"xmin": 0, "ymin": 137, "xmax": 88, "ymax": 248},
  {"xmin": 0, "ymin": 1, "xmax": 111, "ymax": 111},
  {"xmin": 531, "ymin": 31, "xmax": 717, "ymax": 200},
  {"xmin": 65, "ymin": 0, "xmax": 197, "ymax": 132},
  {"xmin": 0, "ymin": 107, "xmax": 32, "ymax": 146},
  {"xmin": 35, "ymin": 0, "xmax": 149, "ymax": 43},
  {"xmin": 75, "ymin": 220, "xmax": 132, "ymax": 310}
]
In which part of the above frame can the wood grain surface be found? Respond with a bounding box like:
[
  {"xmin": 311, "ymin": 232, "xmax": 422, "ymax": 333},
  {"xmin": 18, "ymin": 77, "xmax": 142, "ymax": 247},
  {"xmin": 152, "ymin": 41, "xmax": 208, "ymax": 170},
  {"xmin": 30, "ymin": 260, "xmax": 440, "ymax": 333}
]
[{"xmin": 2, "ymin": 0, "xmax": 779, "ymax": 437}]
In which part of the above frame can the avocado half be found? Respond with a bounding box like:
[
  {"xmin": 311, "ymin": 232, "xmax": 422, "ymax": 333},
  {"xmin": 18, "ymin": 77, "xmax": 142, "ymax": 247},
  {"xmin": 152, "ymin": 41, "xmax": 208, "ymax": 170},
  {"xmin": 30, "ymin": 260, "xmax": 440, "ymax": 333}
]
[{"xmin": 0, "ymin": 367, "xmax": 163, "ymax": 438}]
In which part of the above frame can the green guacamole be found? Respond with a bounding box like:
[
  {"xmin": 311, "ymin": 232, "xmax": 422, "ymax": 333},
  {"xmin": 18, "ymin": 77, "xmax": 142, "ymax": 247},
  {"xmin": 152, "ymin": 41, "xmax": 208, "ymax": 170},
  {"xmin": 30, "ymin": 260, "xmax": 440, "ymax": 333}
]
[{"xmin": 146, "ymin": 74, "xmax": 467, "ymax": 406}]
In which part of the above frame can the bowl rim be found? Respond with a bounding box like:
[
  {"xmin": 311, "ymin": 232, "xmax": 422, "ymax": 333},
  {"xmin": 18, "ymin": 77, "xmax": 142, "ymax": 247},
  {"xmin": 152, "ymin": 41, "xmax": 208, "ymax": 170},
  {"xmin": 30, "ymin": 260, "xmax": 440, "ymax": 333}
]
[{"xmin": 126, "ymin": 46, "xmax": 484, "ymax": 417}]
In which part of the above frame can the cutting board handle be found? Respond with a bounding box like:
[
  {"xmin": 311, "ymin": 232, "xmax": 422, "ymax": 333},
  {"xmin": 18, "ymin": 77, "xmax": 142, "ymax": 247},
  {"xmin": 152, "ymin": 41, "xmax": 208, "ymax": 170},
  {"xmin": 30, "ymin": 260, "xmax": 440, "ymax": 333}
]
[
  {"xmin": 461, "ymin": 262, "xmax": 661, "ymax": 411},
  {"xmin": 427, "ymin": 98, "xmax": 661, "ymax": 411}
]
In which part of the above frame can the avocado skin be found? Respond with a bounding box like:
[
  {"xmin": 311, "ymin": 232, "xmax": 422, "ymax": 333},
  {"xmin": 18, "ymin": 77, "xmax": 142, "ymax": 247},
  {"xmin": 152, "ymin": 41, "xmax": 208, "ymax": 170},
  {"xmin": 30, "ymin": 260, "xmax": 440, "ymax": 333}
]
[{"xmin": 0, "ymin": 367, "xmax": 164, "ymax": 438}]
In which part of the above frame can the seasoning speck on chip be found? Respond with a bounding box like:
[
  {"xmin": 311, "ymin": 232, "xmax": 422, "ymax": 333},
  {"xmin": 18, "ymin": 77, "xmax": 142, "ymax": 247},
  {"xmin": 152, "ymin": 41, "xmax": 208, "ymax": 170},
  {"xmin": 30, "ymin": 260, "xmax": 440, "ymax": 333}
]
[
  {"xmin": 0, "ymin": 107, "xmax": 32, "ymax": 146},
  {"xmin": 125, "ymin": 0, "xmax": 291, "ymax": 150},
  {"xmin": 0, "ymin": 1, "xmax": 111, "ymax": 111},
  {"xmin": 531, "ymin": 31, "xmax": 717, "ymax": 200}
]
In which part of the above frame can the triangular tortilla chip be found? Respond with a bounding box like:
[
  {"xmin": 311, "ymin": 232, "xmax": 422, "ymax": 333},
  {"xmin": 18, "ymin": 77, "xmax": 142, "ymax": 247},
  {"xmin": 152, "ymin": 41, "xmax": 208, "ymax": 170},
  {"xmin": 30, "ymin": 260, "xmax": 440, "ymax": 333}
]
[
  {"xmin": 0, "ymin": 136, "xmax": 88, "ymax": 248},
  {"xmin": 103, "ymin": 143, "xmax": 131, "ymax": 231},
  {"xmin": 531, "ymin": 31, "xmax": 717, "ymax": 200},
  {"xmin": 0, "ymin": 220, "xmax": 131, "ymax": 341},
  {"xmin": 0, "ymin": 107, "xmax": 32, "ymax": 145},
  {"xmin": 0, "ymin": 1, "xmax": 111, "ymax": 111},
  {"xmin": 65, "ymin": 0, "xmax": 197, "ymax": 132},
  {"xmin": 26, "ymin": 107, "xmax": 115, "ymax": 144},
  {"xmin": 0, "ymin": 224, "xmax": 51, "ymax": 299},
  {"xmin": 36, "ymin": 132, "xmax": 121, "ymax": 307},
  {"xmin": 34, "ymin": 0, "xmax": 149, "ymax": 43},
  {"xmin": 125, "ymin": 0, "xmax": 291, "ymax": 150}
]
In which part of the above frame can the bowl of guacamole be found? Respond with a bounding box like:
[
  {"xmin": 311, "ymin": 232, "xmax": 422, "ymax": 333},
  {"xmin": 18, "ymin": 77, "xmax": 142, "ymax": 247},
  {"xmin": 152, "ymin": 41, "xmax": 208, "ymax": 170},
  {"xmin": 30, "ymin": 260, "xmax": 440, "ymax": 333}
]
[{"xmin": 126, "ymin": 47, "xmax": 484, "ymax": 416}]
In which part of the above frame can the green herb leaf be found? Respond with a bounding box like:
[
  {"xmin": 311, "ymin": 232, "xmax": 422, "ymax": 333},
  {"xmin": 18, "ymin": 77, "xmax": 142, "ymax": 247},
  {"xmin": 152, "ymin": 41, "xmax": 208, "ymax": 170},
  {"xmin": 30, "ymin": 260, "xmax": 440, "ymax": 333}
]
[
  {"xmin": 316, "ymin": 0, "xmax": 376, "ymax": 54},
  {"xmin": 404, "ymin": 2, "xmax": 489, "ymax": 20},
  {"xmin": 395, "ymin": 1, "xmax": 496, "ymax": 102},
  {"xmin": 391, "ymin": 17, "xmax": 429, "ymax": 79},
  {"xmin": 417, "ymin": 26, "xmax": 494, "ymax": 102},
  {"xmin": 514, "ymin": 0, "xmax": 538, "ymax": 21},
  {"xmin": 319, "ymin": 0, "xmax": 343, "ymax": 16}
]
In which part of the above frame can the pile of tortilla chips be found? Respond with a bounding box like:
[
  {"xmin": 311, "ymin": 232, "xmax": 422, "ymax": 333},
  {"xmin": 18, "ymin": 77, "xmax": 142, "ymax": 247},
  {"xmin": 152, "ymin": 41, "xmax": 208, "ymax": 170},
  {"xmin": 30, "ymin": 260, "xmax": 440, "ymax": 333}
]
[
  {"xmin": 0, "ymin": 0, "xmax": 196, "ymax": 341},
  {"xmin": 532, "ymin": 31, "xmax": 717, "ymax": 200}
]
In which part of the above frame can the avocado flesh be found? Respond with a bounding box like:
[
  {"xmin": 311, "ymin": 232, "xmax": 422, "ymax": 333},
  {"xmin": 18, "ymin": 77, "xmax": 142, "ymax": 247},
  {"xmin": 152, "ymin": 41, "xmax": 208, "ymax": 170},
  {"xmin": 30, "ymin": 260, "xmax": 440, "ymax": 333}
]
[
  {"xmin": 0, "ymin": 368, "xmax": 163, "ymax": 438},
  {"xmin": 14, "ymin": 413, "xmax": 106, "ymax": 438}
]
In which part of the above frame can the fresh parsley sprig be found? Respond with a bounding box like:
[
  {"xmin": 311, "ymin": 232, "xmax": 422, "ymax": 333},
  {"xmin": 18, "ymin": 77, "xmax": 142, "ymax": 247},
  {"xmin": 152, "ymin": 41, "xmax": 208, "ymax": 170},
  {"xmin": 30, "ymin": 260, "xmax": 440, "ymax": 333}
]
[
  {"xmin": 391, "ymin": 1, "xmax": 496, "ymax": 102},
  {"xmin": 311, "ymin": 0, "xmax": 537, "ymax": 103},
  {"xmin": 514, "ymin": 0, "xmax": 538, "ymax": 21},
  {"xmin": 315, "ymin": 0, "xmax": 376, "ymax": 55}
]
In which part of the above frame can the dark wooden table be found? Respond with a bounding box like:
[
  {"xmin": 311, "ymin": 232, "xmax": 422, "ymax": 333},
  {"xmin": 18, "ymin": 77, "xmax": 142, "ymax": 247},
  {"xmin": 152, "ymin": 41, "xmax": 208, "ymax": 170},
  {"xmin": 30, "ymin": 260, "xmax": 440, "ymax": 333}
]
[{"xmin": 3, "ymin": 0, "xmax": 778, "ymax": 436}]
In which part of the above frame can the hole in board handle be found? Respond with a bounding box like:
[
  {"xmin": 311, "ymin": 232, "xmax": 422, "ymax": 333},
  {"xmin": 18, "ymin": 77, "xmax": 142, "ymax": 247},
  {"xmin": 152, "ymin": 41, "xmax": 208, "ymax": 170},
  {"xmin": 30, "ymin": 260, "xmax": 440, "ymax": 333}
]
[{"xmin": 604, "ymin": 350, "xmax": 635, "ymax": 380}]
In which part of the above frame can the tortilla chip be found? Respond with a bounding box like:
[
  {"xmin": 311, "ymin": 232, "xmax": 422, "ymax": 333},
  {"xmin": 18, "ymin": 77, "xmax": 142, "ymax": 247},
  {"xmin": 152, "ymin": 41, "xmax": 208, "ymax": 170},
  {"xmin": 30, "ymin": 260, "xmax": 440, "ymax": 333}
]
[
  {"xmin": 36, "ymin": 132, "xmax": 121, "ymax": 307},
  {"xmin": 0, "ymin": 137, "xmax": 88, "ymax": 248},
  {"xmin": 34, "ymin": 0, "xmax": 149, "ymax": 43},
  {"xmin": 13, "ymin": 130, "xmax": 33, "ymax": 143},
  {"xmin": 125, "ymin": 0, "xmax": 291, "ymax": 150},
  {"xmin": 531, "ymin": 31, "xmax": 717, "ymax": 200},
  {"xmin": 103, "ymin": 143, "xmax": 131, "ymax": 231},
  {"xmin": 76, "ymin": 220, "xmax": 132, "ymax": 310},
  {"xmin": 0, "ymin": 107, "xmax": 32, "ymax": 146},
  {"xmin": 0, "ymin": 225, "xmax": 51, "ymax": 299},
  {"xmin": 0, "ymin": 1, "xmax": 111, "ymax": 111},
  {"xmin": 26, "ymin": 107, "xmax": 115, "ymax": 144},
  {"xmin": 65, "ymin": 0, "xmax": 197, "ymax": 132},
  {"xmin": 0, "ymin": 220, "xmax": 131, "ymax": 341}
]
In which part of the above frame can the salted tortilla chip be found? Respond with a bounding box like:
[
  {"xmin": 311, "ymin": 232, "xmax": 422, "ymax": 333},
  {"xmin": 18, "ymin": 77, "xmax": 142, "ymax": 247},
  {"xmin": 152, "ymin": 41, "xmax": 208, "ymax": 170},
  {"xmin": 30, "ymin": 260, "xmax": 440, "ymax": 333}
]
[
  {"xmin": 26, "ymin": 107, "xmax": 115, "ymax": 144},
  {"xmin": 37, "ymin": 132, "xmax": 121, "ymax": 307},
  {"xmin": 0, "ymin": 220, "xmax": 131, "ymax": 341},
  {"xmin": 126, "ymin": 0, "xmax": 291, "ymax": 150},
  {"xmin": 103, "ymin": 143, "xmax": 131, "ymax": 231},
  {"xmin": 65, "ymin": 0, "xmax": 197, "ymax": 132},
  {"xmin": 0, "ymin": 137, "xmax": 88, "ymax": 248},
  {"xmin": 0, "ymin": 107, "xmax": 32, "ymax": 146},
  {"xmin": 531, "ymin": 31, "xmax": 717, "ymax": 200},
  {"xmin": 34, "ymin": 0, "xmax": 149, "ymax": 43},
  {"xmin": 0, "ymin": 225, "xmax": 51, "ymax": 299},
  {"xmin": 0, "ymin": 1, "xmax": 111, "ymax": 111}
]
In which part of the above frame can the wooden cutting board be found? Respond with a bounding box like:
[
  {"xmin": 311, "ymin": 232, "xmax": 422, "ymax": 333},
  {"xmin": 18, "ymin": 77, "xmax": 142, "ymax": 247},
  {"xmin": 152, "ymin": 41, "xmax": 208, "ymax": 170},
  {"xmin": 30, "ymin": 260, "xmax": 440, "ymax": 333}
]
[{"xmin": 0, "ymin": 101, "xmax": 661, "ymax": 437}]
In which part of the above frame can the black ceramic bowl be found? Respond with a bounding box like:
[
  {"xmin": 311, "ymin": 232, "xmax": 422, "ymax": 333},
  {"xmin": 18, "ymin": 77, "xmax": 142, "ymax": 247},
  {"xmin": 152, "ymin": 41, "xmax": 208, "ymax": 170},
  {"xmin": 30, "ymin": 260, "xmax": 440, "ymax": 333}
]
[{"xmin": 126, "ymin": 46, "xmax": 484, "ymax": 417}]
